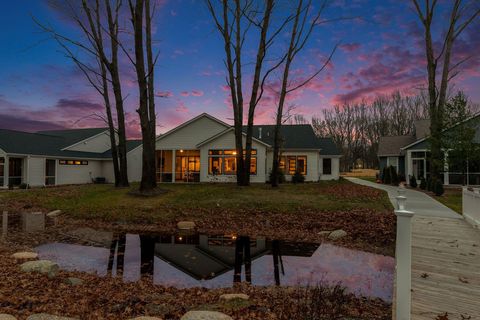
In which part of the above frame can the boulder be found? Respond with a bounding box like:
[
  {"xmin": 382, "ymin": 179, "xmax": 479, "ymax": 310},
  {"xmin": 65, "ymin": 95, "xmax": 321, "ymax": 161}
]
[
  {"xmin": 11, "ymin": 252, "xmax": 38, "ymax": 260},
  {"xmin": 181, "ymin": 311, "xmax": 232, "ymax": 320},
  {"xmin": 177, "ymin": 221, "xmax": 195, "ymax": 230},
  {"xmin": 64, "ymin": 277, "xmax": 83, "ymax": 286},
  {"xmin": 0, "ymin": 314, "xmax": 17, "ymax": 320},
  {"xmin": 328, "ymin": 229, "xmax": 348, "ymax": 240},
  {"xmin": 20, "ymin": 260, "xmax": 59, "ymax": 278},
  {"xmin": 26, "ymin": 314, "xmax": 78, "ymax": 320},
  {"xmin": 219, "ymin": 293, "xmax": 249, "ymax": 301},
  {"xmin": 317, "ymin": 231, "xmax": 332, "ymax": 237},
  {"xmin": 46, "ymin": 210, "xmax": 62, "ymax": 217}
]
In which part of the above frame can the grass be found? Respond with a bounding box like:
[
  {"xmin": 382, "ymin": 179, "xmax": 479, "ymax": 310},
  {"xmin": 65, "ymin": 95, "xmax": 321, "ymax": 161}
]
[
  {"xmin": 0, "ymin": 179, "xmax": 392, "ymax": 223},
  {"xmin": 355, "ymin": 176, "xmax": 378, "ymax": 183},
  {"xmin": 434, "ymin": 188, "xmax": 463, "ymax": 214}
]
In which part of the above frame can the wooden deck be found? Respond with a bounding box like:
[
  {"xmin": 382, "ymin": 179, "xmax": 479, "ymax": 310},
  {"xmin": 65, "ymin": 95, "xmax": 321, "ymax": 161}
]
[{"xmin": 410, "ymin": 216, "xmax": 480, "ymax": 319}]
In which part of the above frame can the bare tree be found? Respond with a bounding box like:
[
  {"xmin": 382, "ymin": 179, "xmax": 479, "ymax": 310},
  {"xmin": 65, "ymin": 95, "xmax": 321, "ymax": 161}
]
[
  {"xmin": 270, "ymin": 0, "xmax": 337, "ymax": 187},
  {"xmin": 129, "ymin": 0, "xmax": 158, "ymax": 193},
  {"xmin": 411, "ymin": 0, "xmax": 480, "ymax": 182},
  {"xmin": 206, "ymin": 0, "xmax": 290, "ymax": 186},
  {"xmin": 37, "ymin": 0, "xmax": 130, "ymax": 187}
]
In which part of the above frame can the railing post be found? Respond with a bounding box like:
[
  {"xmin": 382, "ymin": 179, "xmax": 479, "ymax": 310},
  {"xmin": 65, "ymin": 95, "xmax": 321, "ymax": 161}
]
[{"xmin": 395, "ymin": 194, "xmax": 414, "ymax": 320}]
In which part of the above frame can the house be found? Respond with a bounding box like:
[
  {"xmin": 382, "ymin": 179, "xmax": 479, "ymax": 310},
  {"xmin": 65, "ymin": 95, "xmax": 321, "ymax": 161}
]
[
  {"xmin": 378, "ymin": 116, "xmax": 480, "ymax": 185},
  {"xmin": 0, "ymin": 113, "xmax": 340, "ymax": 187}
]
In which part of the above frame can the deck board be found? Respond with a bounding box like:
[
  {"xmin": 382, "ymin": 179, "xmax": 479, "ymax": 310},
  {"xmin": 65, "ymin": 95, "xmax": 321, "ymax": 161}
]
[{"xmin": 409, "ymin": 216, "xmax": 480, "ymax": 320}]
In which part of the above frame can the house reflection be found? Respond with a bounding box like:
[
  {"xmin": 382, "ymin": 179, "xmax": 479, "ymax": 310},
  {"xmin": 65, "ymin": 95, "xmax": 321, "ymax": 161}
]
[{"xmin": 1, "ymin": 211, "xmax": 52, "ymax": 236}]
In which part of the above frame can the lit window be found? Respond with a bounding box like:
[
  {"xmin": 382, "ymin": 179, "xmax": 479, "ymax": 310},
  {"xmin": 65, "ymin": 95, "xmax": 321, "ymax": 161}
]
[
  {"xmin": 208, "ymin": 149, "xmax": 257, "ymax": 176},
  {"xmin": 288, "ymin": 157, "xmax": 297, "ymax": 175},
  {"xmin": 209, "ymin": 157, "xmax": 223, "ymax": 175},
  {"xmin": 224, "ymin": 157, "xmax": 236, "ymax": 175},
  {"xmin": 59, "ymin": 159, "xmax": 89, "ymax": 166}
]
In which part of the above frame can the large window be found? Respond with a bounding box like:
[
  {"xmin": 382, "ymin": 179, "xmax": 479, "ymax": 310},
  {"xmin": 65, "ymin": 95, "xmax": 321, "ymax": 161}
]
[
  {"xmin": 59, "ymin": 160, "xmax": 88, "ymax": 165},
  {"xmin": 208, "ymin": 149, "xmax": 257, "ymax": 175},
  {"xmin": 387, "ymin": 156, "xmax": 399, "ymax": 173},
  {"xmin": 279, "ymin": 155, "xmax": 307, "ymax": 175},
  {"xmin": 0, "ymin": 157, "xmax": 4, "ymax": 186},
  {"xmin": 323, "ymin": 158, "xmax": 332, "ymax": 175}
]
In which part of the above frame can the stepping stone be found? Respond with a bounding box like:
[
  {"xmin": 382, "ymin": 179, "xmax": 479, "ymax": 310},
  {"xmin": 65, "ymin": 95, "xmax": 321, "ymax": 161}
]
[
  {"xmin": 0, "ymin": 314, "xmax": 17, "ymax": 320},
  {"xmin": 177, "ymin": 221, "xmax": 195, "ymax": 230},
  {"xmin": 181, "ymin": 311, "xmax": 233, "ymax": 320},
  {"xmin": 11, "ymin": 252, "xmax": 38, "ymax": 260},
  {"xmin": 20, "ymin": 260, "xmax": 59, "ymax": 278},
  {"xmin": 47, "ymin": 210, "xmax": 62, "ymax": 217},
  {"xmin": 64, "ymin": 277, "xmax": 83, "ymax": 286},
  {"xmin": 328, "ymin": 229, "xmax": 347, "ymax": 240},
  {"xmin": 26, "ymin": 314, "xmax": 78, "ymax": 320},
  {"xmin": 219, "ymin": 293, "xmax": 249, "ymax": 301}
]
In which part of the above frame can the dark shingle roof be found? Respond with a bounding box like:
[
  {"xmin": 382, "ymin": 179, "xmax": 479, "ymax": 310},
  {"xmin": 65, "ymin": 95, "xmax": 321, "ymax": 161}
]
[
  {"xmin": 378, "ymin": 135, "xmax": 416, "ymax": 156},
  {"xmin": 244, "ymin": 125, "xmax": 340, "ymax": 155},
  {"xmin": 0, "ymin": 128, "xmax": 140, "ymax": 159},
  {"xmin": 414, "ymin": 119, "xmax": 430, "ymax": 139}
]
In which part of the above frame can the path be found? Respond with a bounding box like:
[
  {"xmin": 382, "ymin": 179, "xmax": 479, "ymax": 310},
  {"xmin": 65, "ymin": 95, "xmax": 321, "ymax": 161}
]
[{"xmin": 348, "ymin": 177, "xmax": 480, "ymax": 319}]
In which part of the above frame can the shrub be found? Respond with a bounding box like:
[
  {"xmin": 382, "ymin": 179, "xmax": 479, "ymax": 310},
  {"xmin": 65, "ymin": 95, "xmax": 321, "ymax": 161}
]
[
  {"xmin": 427, "ymin": 177, "xmax": 433, "ymax": 192},
  {"xmin": 19, "ymin": 183, "xmax": 28, "ymax": 189},
  {"xmin": 292, "ymin": 170, "xmax": 305, "ymax": 184},
  {"xmin": 8, "ymin": 182, "xmax": 14, "ymax": 190},
  {"xmin": 398, "ymin": 174, "xmax": 406, "ymax": 183},
  {"xmin": 390, "ymin": 166, "xmax": 399, "ymax": 186},
  {"xmin": 433, "ymin": 179, "xmax": 445, "ymax": 196},
  {"xmin": 419, "ymin": 177, "xmax": 426, "ymax": 190},
  {"xmin": 269, "ymin": 169, "xmax": 286, "ymax": 184},
  {"xmin": 383, "ymin": 166, "xmax": 391, "ymax": 184},
  {"xmin": 409, "ymin": 175, "xmax": 417, "ymax": 188}
]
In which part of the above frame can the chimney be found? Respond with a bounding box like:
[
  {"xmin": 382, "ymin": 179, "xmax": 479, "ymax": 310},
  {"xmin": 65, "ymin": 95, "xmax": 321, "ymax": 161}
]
[{"xmin": 259, "ymin": 127, "xmax": 262, "ymax": 139}]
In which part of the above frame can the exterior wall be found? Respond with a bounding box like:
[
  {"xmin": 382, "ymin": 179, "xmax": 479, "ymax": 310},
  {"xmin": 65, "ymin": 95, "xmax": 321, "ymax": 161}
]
[
  {"xmin": 27, "ymin": 157, "xmax": 46, "ymax": 187},
  {"xmin": 65, "ymin": 131, "xmax": 113, "ymax": 153},
  {"xmin": 55, "ymin": 160, "xmax": 103, "ymax": 185},
  {"xmin": 319, "ymin": 156, "xmax": 340, "ymax": 180},
  {"xmin": 101, "ymin": 160, "xmax": 115, "ymax": 184},
  {"xmin": 0, "ymin": 149, "xmax": 6, "ymax": 188},
  {"xmin": 156, "ymin": 116, "xmax": 228, "ymax": 150},
  {"xmin": 199, "ymin": 132, "xmax": 267, "ymax": 183},
  {"xmin": 266, "ymin": 150, "xmax": 320, "ymax": 182},
  {"xmin": 127, "ymin": 146, "xmax": 143, "ymax": 182}
]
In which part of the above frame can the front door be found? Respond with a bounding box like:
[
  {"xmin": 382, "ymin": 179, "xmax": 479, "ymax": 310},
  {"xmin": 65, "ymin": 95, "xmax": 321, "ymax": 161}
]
[
  {"xmin": 175, "ymin": 150, "xmax": 200, "ymax": 182},
  {"xmin": 412, "ymin": 158, "xmax": 425, "ymax": 180}
]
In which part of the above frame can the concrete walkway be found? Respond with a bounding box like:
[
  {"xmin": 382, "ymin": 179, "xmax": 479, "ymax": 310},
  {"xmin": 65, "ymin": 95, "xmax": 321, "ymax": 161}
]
[{"xmin": 346, "ymin": 177, "xmax": 460, "ymax": 219}]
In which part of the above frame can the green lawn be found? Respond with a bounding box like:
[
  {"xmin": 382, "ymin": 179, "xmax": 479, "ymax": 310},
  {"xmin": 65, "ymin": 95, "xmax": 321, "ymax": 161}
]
[
  {"xmin": 356, "ymin": 176, "xmax": 378, "ymax": 183},
  {"xmin": 0, "ymin": 179, "xmax": 392, "ymax": 223},
  {"xmin": 434, "ymin": 189, "xmax": 463, "ymax": 214}
]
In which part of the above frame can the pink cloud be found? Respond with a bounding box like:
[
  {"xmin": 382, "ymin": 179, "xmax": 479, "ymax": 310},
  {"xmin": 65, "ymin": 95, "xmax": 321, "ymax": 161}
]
[
  {"xmin": 339, "ymin": 43, "xmax": 361, "ymax": 53},
  {"xmin": 180, "ymin": 91, "xmax": 190, "ymax": 97},
  {"xmin": 156, "ymin": 91, "xmax": 173, "ymax": 98},
  {"xmin": 191, "ymin": 90, "xmax": 204, "ymax": 97}
]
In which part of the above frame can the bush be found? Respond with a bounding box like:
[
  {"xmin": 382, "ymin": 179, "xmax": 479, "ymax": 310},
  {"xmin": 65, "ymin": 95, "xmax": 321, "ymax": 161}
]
[
  {"xmin": 427, "ymin": 178, "xmax": 433, "ymax": 192},
  {"xmin": 382, "ymin": 166, "xmax": 391, "ymax": 184},
  {"xmin": 390, "ymin": 166, "xmax": 399, "ymax": 186},
  {"xmin": 19, "ymin": 183, "xmax": 28, "ymax": 189},
  {"xmin": 419, "ymin": 177, "xmax": 426, "ymax": 190},
  {"xmin": 291, "ymin": 170, "xmax": 305, "ymax": 184},
  {"xmin": 409, "ymin": 175, "xmax": 418, "ymax": 188},
  {"xmin": 433, "ymin": 179, "xmax": 445, "ymax": 196},
  {"xmin": 269, "ymin": 169, "xmax": 286, "ymax": 184}
]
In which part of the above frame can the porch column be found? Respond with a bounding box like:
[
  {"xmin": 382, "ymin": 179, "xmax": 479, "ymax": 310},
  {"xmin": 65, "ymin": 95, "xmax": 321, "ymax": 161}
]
[
  {"xmin": 171, "ymin": 149, "xmax": 176, "ymax": 183},
  {"xmin": 443, "ymin": 150, "xmax": 449, "ymax": 185}
]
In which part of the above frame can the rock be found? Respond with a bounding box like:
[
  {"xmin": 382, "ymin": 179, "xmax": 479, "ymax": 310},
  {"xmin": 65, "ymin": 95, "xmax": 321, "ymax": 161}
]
[
  {"xmin": 181, "ymin": 311, "xmax": 233, "ymax": 320},
  {"xmin": 20, "ymin": 260, "xmax": 59, "ymax": 278},
  {"xmin": 177, "ymin": 221, "xmax": 195, "ymax": 230},
  {"xmin": 0, "ymin": 314, "xmax": 17, "ymax": 320},
  {"xmin": 46, "ymin": 210, "xmax": 62, "ymax": 217},
  {"xmin": 145, "ymin": 303, "xmax": 175, "ymax": 316},
  {"xmin": 64, "ymin": 277, "xmax": 83, "ymax": 286},
  {"xmin": 317, "ymin": 231, "xmax": 332, "ymax": 236},
  {"xmin": 219, "ymin": 293, "xmax": 249, "ymax": 301},
  {"xmin": 11, "ymin": 251, "xmax": 38, "ymax": 260},
  {"xmin": 328, "ymin": 229, "xmax": 348, "ymax": 240},
  {"xmin": 26, "ymin": 314, "xmax": 78, "ymax": 320}
]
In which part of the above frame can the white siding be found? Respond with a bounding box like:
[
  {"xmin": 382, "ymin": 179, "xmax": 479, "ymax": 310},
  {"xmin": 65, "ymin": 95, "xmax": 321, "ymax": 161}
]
[
  {"xmin": 101, "ymin": 160, "xmax": 115, "ymax": 184},
  {"xmin": 65, "ymin": 131, "xmax": 113, "ymax": 153},
  {"xmin": 27, "ymin": 157, "xmax": 46, "ymax": 187},
  {"xmin": 56, "ymin": 160, "xmax": 103, "ymax": 185},
  {"xmin": 127, "ymin": 146, "xmax": 143, "ymax": 182},
  {"xmin": 319, "ymin": 156, "xmax": 340, "ymax": 180},
  {"xmin": 266, "ymin": 150, "xmax": 320, "ymax": 182},
  {"xmin": 156, "ymin": 116, "xmax": 228, "ymax": 150},
  {"xmin": 199, "ymin": 131, "xmax": 267, "ymax": 183}
]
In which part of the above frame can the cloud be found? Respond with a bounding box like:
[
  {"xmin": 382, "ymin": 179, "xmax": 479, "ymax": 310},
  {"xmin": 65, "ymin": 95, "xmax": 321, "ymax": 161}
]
[
  {"xmin": 180, "ymin": 91, "xmax": 190, "ymax": 97},
  {"xmin": 191, "ymin": 90, "xmax": 204, "ymax": 97},
  {"xmin": 339, "ymin": 43, "xmax": 361, "ymax": 53},
  {"xmin": 155, "ymin": 91, "xmax": 173, "ymax": 98}
]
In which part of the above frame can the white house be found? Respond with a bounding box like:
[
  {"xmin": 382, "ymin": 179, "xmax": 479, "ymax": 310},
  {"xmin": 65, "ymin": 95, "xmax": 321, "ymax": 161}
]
[{"xmin": 0, "ymin": 113, "xmax": 340, "ymax": 187}]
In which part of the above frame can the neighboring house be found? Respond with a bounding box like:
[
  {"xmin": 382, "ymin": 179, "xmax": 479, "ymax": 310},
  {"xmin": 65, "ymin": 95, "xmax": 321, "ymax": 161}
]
[
  {"xmin": 378, "ymin": 116, "xmax": 480, "ymax": 185},
  {"xmin": 0, "ymin": 113, "xmax": 340, "ymax": 188}
]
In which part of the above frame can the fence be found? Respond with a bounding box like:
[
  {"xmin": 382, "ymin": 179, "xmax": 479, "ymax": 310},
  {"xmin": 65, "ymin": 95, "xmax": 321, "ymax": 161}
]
[{"xmin": 463, "ymin": 187, "xmax": 480, "ymax": 228}]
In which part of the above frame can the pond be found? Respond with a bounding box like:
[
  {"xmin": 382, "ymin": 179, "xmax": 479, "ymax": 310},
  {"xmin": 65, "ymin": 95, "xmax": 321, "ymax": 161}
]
[{"xmin": 1, "ymin": 212, "xmax": 395, "ymax": 302}]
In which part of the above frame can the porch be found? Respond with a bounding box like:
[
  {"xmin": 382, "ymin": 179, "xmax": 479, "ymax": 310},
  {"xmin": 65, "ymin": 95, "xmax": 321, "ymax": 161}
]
[{"xmin": 156, "ymin": 149, "xmax": 200, "ymax": 183}]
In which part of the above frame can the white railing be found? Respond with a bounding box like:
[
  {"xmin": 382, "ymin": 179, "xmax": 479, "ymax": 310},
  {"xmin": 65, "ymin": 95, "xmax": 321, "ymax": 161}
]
[
  {"xmin": 463, "ymin": 187, "xmax": 480, "ymax": 228},
  {"xmin": 395, "ymin": 188, "xmax": 414, "ymax": 320}
]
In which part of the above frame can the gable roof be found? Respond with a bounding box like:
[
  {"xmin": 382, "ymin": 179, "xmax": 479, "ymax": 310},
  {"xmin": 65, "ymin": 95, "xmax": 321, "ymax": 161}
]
[
  {"xmin": 378, "ymin": 135, "xmax": 416, "ymax": 156},
  {"xmin": 195, "ymin": 127, "xmax": 272, "ymax": 148},
  {"xmin": 0, "ymin": 128, "xmax": 139, "ymax": 159}
]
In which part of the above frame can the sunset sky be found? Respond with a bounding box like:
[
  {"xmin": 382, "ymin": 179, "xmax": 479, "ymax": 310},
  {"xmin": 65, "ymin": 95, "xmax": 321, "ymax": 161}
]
[{"xmin": 0, "ymin": 0, "xmax": 479, "ymax": 138}]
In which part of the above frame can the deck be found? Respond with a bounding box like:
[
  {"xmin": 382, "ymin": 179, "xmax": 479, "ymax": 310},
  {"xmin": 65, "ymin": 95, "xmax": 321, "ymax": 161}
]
[{"xmin": 409, "ymin": 216, "xmax": 480, "ymax": 319}]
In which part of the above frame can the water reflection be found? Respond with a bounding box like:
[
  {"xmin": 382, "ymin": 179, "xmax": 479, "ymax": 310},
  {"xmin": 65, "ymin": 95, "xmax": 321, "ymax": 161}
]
[
  {"xmin": 1, "ymin": 211, "xmax": 55, "ymax": 236},
  {"xmin": 35, "ymin": 230, "xmax": 394, "ymax": 302}
]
